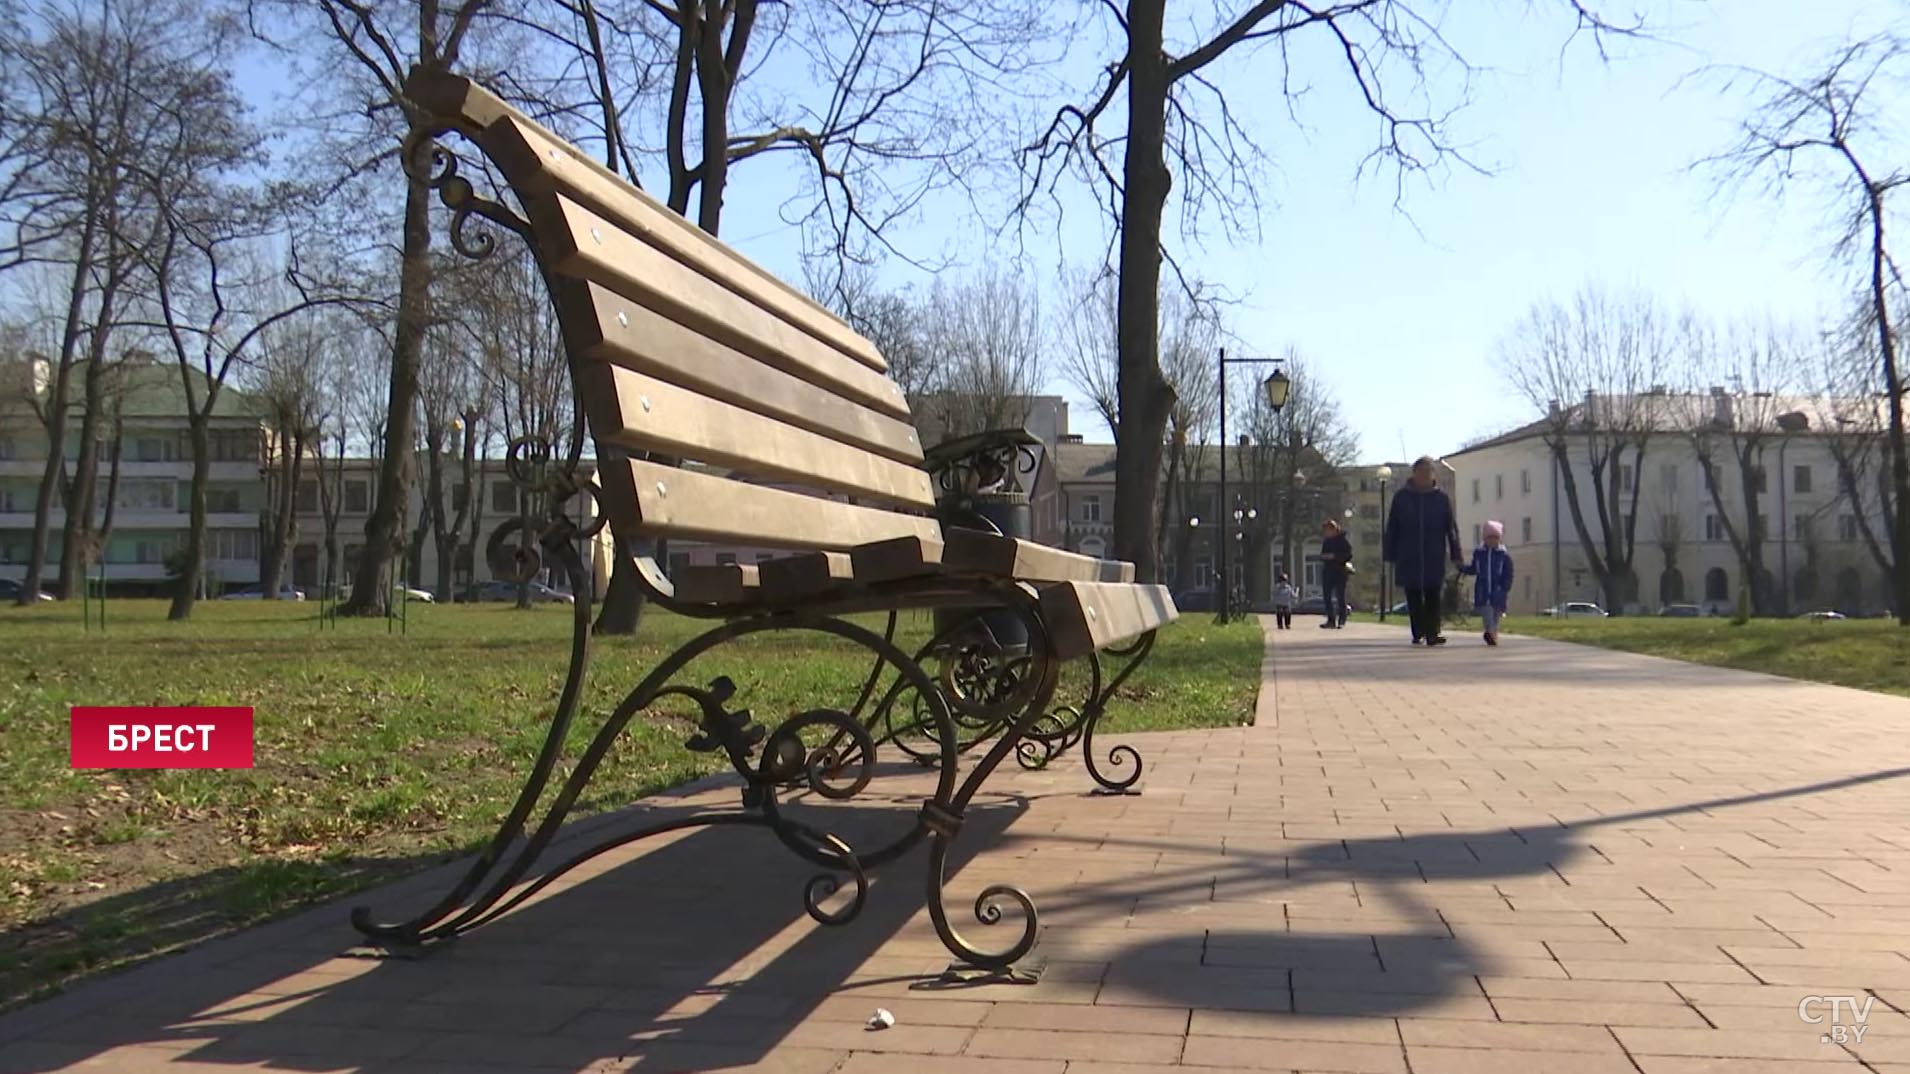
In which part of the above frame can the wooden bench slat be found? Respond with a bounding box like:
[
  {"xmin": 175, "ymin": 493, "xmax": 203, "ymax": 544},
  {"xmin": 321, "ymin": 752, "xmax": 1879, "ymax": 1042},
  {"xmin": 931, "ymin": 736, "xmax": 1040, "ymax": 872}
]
[
  {"xmin": 576, "ymin": 364, "xmax": 936, "ymax": 510},
  {"xmin": 756, "ymin": 551, "xmax": 855, "ymax": 601},
  {"xmin": 597, "ymin": 458, "xmax": 941, "ymax": 550},
  {"xmin": 567, "ymin": 281, "xmax": 922, "ymax": 465},
  {"xmin": 847, "ymin": 535, "xmax": 946, "ymax": 586},
  {"xmin": 1037, "ymin": 582, "xmax": 1178, "ymax": 661},
  {"xmin": 406, "ymin": 70, "xmax": 886, "ymax": 375},
  {"xmin": 941, "ymin": 530, "xmax": 1136, "ymax": 584},
  {"xmin": 538, "ymin": 197, "xmax": 908, "ymax": 420},
  {"xmin": 675, "ymin": 563, "xmax": 759, "ymax": 604}
]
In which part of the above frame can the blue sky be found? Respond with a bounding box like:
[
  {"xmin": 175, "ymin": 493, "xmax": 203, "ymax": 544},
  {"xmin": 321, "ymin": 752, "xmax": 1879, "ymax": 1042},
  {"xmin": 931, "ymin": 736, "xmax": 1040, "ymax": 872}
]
[
  {"xmin": 222, "ymin": 1, "xmax": 1902, "ymax": 463},
  {"xmin": 718, "ymin": 0, "xmax": 1905, "ymax": 461}
]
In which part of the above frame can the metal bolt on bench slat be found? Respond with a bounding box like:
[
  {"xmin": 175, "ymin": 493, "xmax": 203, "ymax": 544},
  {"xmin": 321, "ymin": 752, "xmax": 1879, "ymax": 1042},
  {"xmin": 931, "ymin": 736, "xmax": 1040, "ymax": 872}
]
[{"xmin": 617, "ymin": 310, "xmax": 628, "ymax": 327}]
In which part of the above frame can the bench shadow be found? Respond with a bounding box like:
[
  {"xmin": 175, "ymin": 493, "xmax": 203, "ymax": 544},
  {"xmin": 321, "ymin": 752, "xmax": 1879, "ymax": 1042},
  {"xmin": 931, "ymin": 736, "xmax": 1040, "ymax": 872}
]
[
  {"xmin": 0, "ymin": 790, "xmax": 1029, "ymax": 1074},
  {"xmin": 1043, "ymin": 764, "xmax": 1910, "ymax": 1017}
]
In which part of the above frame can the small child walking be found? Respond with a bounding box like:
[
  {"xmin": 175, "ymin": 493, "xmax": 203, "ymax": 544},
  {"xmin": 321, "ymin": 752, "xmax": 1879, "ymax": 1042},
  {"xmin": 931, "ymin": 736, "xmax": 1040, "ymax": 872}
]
[
  {"xmin": 1460, "ymin": 520, "xmax": 1515, "ymax": 645},
  {"xmin": 1272, "ymin": 573, "xmax": 1297, "ymax": 630}
]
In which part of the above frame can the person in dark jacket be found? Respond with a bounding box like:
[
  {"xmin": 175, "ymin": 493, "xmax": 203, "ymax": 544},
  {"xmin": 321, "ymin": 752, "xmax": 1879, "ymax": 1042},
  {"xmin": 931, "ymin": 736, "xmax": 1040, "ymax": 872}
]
[
  {"xmin": 1383, "ymin": 456, "xmax": 1464, "ymax": 646},
  {"xmin": 1317, "ymin": 519, "xmax": 1354, "ymax": 629},
  {"xmin": 1459, "ymin": 519, "xmax": 1515, "ymax": 646}
]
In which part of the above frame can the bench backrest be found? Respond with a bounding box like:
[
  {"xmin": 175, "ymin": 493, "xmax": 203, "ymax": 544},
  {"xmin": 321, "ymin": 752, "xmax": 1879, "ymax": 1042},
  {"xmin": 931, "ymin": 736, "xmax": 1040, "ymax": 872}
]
[{"xmin": 404, "ymin": 70, "xmax": 941, "ymax": 552}]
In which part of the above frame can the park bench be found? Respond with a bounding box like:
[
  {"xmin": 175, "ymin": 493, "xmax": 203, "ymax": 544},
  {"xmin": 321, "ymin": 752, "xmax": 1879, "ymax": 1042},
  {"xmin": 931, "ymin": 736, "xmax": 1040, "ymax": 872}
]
[{"xmin": 348, "ymin": 67, "xmax": 1176, "ymax": 978}]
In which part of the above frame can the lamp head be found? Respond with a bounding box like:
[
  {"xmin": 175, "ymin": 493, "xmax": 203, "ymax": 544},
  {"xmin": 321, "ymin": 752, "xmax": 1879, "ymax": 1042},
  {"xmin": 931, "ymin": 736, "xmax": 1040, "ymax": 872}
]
[{"xmin": 1262, "ymin": 368, "xmax": 1291, "ymax": 412}]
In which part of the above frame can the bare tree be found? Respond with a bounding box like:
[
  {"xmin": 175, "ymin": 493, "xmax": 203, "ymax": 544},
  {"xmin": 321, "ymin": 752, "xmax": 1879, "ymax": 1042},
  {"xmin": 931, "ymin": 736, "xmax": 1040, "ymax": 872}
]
[
  {"xmin": 912, "ymin": 267, "xmax": 1044, "ymax": 445},
  {"xmin": 1245, "ymin": 351, "xmax": 1357, "ymax": 592},
  {"xmin": 474, "ymin": 247, "xmax": 575, "ymax": 607},
  {"xmin": 1018, "ymin": 1, "xmax": 1644, "ymax": 582},
  {"xmin": 0, "ymin": 0, "xmax": 215, "ymax": 601},
  {"xmin": 255, "ymin": 318, "xmax": 329, "ymax": 599},
  {"xmin": 1501, "ymin": 285, "xmax": 1672, "ymax": 613},
  {"xmin": 1671, "ymin": 317, "xmax": 1799, "ymax": 615},
  {"xmin": 1815, "ymin": 309, "xmax": 1898, "ymax": 585},
  {"xmin": 1701, "ymin": 33, "xmax": 1910, "ymax": 622}
]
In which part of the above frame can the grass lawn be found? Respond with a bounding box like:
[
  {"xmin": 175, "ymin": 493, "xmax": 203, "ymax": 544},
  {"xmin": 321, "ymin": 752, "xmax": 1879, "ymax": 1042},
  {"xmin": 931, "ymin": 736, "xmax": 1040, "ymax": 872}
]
[
  {"xmin": 0, "ymin": 599, "xmax": 1259, "ymax": 1009},
  {"xmin": 1504, "ymin": 615, "xmax": 1910, "ymax": 698}
]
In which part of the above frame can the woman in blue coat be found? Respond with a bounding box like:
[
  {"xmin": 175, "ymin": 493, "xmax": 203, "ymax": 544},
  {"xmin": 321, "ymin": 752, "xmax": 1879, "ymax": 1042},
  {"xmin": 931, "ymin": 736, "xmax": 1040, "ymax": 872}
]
[{"xmin": 1383, "ymin": 456, "xmax": 1464, "ymax": 646}]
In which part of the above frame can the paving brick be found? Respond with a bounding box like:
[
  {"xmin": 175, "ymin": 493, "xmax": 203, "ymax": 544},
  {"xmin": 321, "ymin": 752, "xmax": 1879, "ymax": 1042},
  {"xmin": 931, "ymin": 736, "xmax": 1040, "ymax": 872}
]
[
  {"xmin": 963, "ymin": 1026, "xmax": 1182, "ymax": 1063},
  {"xmin": 1404, "ymin": 1046, "xmax": 1640, "ymax": 1074},
  {"xmin": 1491, "ymin": 998, "xmax": 1709, "ymax": 1027},
  {"xmin": 1615, "ymin": 1026, "xmax": 1868, "ymax": 1060},
  {"xmin": 1187, "ymin": 1010, "xmax": 1398, "ymax": 1043},
  {"xmin": 1182, "ymin": 1034, "xmax": 1408, "ymax": 1072},
  {"xmin": 1397, "ymin": 1017, "xmax": 1625, "ymax": 1052}
]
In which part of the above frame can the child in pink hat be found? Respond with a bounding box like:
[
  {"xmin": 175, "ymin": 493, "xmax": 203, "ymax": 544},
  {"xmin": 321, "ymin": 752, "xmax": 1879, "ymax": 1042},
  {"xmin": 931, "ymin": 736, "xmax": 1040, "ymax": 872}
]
[{"xmin": 1459, "ymin": 520, "xmax": 1515, "ymax": 645}]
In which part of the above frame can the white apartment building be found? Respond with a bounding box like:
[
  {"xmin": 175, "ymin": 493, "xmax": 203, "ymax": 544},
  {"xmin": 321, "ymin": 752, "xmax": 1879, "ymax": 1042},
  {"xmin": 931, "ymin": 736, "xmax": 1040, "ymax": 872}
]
[
  {"xmin": 1447, "ymin": 392, "xmax": 1897, "ymax": 617},
  {"xmin": 0, "ymin": 356, "xmax": 611, "ymax": 598},
  {"xmin": 0, "ymin": 358, "xmax": 268, "ymax": 594}
]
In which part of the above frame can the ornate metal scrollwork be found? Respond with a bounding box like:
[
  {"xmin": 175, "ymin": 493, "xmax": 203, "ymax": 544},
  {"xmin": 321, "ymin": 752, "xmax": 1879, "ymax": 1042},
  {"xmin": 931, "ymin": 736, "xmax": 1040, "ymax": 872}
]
[{"xmin": 401, "ymin": 127, "xmax": 532, "ymax": 265}]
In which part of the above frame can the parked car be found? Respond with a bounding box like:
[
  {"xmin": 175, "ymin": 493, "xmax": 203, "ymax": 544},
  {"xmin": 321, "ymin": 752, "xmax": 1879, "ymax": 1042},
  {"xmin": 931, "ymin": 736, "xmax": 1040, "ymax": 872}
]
[
  {"xmin": 1798, "ymin": 609, "xmax": 1848, "ymax": 621},
  {"xmin": 1172, "ymin": 588, "xmax": 1216, "ymax": 613},
  {"xmin": 463, "ymin": 580, "xmax": 574, "ymax": 604},
  {"xmin": 1295, "ymin": 596, "xmax": 1360, "ymax": 616},
  {"xmin": 0, "ymin": 579, "xmax": 54, "ymax": 602},
  {"xmin": 1658, "ymin": 604, "xmax": 1703, "ymax": 618},
  {"xmin": 220, "ymin": 584, "xmax": 306, "ymax": 601},
  {"xmin": 1541, "ymin": 601, "xmax": 1608, "ymax": 618}
]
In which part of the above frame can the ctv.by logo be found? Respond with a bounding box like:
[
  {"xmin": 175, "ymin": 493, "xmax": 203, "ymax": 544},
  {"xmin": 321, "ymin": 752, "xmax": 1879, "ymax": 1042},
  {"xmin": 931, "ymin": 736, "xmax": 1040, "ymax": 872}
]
[{"xmin": 1798, "ymin": 994, "xmax": 1874, "ymax": 1044}]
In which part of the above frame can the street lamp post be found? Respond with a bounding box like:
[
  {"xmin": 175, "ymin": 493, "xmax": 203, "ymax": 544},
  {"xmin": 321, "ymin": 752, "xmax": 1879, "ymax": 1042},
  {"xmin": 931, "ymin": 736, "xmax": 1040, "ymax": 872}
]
[{"xmin": 1217, "ymin": 348, "xmax": 1290, "ymax": 624}]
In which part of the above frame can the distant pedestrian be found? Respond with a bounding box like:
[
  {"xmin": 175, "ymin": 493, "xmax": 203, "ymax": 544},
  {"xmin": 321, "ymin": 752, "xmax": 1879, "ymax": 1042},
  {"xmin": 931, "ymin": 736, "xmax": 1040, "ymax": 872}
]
[
  {"xmin": 1318, "ymin": 519, "xmax": 1354, "ymax": 629},
  {"xmin": 1460, "ymin": 520, "xmax": 1515, "ymax": 646},
  {"xmin": 1383, "ymin": 456, "xmax": 1464, "ymax": 647},
  {"xmin": 1272, "ymin": 573, "xmax": 1297, "ymax": 630}
]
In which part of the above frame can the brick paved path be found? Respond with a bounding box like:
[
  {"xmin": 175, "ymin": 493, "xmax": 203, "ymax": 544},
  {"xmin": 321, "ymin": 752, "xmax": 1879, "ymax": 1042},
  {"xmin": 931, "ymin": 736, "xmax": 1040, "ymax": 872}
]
[{"xmin": 6, "ymin": 620, "xmax": 1910, "ymax": 1073}]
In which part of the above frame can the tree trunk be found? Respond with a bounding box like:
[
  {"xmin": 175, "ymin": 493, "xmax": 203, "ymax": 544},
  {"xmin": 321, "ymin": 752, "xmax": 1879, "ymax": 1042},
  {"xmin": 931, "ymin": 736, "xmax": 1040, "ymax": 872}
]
[
  {"xmin": 1735, "ymin": 446, "xmax": 1772, "ymax": 614},
  {"xmin": 341, "ymin": 153, "xmax": 431, "ymax": 616},
  {"xmin": 1864, "ymin": 189, "xmax": 1910, "ymax": 623},
  {"xmin": 261, "ymin": 431, "xmax": 303, "ymax": 599},
  {"xmin": 169, "ymin": 419, "xmax": 211, "ymax": 620},
  {"xmin": 1111, "ymin": 0, "xmax": 1174, "ymax": 583},
  {"xmin": 57, "ymin": 353, "xmax": 108, "ymax": 598},
  {"xmin": 24, "ymin": 218, "xmax": 99, "ymax": 603},
  {"xmin": 1548, "ymin": 438, "xmax": 1617, "ymax": 606}
]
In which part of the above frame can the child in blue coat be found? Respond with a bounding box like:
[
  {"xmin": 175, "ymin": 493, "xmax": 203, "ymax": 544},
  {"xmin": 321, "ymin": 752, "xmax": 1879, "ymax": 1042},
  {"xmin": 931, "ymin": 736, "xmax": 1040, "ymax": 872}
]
[{"xmin": 1459, "ymin": 520, "xmax": 1515, "ymax": 646}]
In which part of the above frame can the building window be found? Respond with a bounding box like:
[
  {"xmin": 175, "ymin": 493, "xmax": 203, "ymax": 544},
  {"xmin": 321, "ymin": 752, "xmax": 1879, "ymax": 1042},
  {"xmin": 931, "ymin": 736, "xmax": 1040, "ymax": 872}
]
[
  {"xmin": 345, "ymin": 480, "xmax": 370, "ymax": 514},
  {"xmin": 206, "ymin": 486, "xmax": 243, "ymax": 513},
  {"xmin": 1794, "ymin": 465, "xmax": 1812, "ymax": 494},
  {"xmin": 1521, "ymin": 517, "xmax": 1532, "ymax": 544},
  {"xmin": 1793, "ymin": 514, "xmax": 1812, "ymax": 541},
  {"xmin": 491, "ymin": 481, "xmax": 516, "ymax": 514},
  {"xmin": 1473, "ymin": 524, "xmax": 1482, "ymax": 546},
  {"xmin": 1752, "ymin": 467, "xmax": 1767, "ymax": 494},
  {"xmin": 116, "ymin": 480, "xmax": 176, "ymax": 511},
  {"xmin": 1494, "ymin": 474, "xmax": 1504, "ymax": 499},
  {"xmin": 296, "ymin": 480, "xmax": 319, "ymax": 512},
  {"xmin": 1082, "ymin": 494, "xmax": 1101, "ymax": 523},
  {"xmin": 1471, "ymin": 478, "xmax": 1480, "ymax": 504},
  {"xmin": 1195, "ymin": 558, "xmax": 1212, "ymax": 586},
  {"xmin": 1660, "ymin": 463, "xmax": 1678, "ymax": 492},
  {"xmin": 209, "ymin": 529, "xmax": 259, "ymax": 562},
  {"xmin": 1520, "ymin": 469, "xmax": 1531, "ymax": 495},
  {"xmin": 133, "ymin": 435, "xmax": 176, "ymax": 462},
  {"xmin": 1704, "ymin": 567, "xmax": 1729, "ymax": 603},
  {"xmin": 1621, "ymin": 513, "xmax": 1632, "ymax": 537},
  {"xmin": 1705, "ymin": 515, "xmax": 1723, "ymax": 541},
  {"xmin": 1619, "ymin": 464, "xmax": 1634, "ymax": 492},
  {"xmin": 453, "ymin": 483, "xmax": 469, "ymax": 512},
  {"xmin": 1840, "ymin": 514, "xmax": 1859, "ymax": 541}
]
